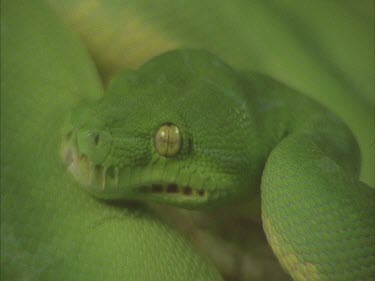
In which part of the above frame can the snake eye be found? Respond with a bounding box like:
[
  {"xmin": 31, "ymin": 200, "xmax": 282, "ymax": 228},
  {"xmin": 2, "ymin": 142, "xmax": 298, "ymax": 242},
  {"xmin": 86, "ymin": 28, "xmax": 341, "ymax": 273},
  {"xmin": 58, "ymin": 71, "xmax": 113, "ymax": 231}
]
[{"xmin": 154, "ymin": 123, "xmax": 182, "ymax": 157}]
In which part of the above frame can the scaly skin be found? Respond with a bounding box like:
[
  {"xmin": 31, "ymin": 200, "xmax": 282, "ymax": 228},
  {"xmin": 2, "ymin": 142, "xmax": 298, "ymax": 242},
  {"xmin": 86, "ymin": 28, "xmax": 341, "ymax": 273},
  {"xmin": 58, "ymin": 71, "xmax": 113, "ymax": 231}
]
[
  {"xmin": 62, "ymin": 49, "xmax": 375, "ymax": 280},
  {"xmin": 1, "ymin": 2, "xmax": 223, "ymax": 281}
]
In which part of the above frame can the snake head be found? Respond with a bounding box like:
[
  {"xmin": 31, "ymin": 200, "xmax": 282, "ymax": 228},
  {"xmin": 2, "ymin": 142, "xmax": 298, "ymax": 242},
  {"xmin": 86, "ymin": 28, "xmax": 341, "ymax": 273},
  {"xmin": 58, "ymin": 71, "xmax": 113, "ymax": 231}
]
[{"xmin": 61, "ymin": 50, "xmax": 262, "ymax": 209}]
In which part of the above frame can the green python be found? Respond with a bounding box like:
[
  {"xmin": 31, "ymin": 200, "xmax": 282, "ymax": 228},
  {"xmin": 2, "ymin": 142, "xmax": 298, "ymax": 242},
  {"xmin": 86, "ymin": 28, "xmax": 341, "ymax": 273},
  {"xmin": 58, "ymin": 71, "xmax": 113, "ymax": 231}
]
[{"xmin": 61, "ymin": 49, "xmax": 375, "ymax": 280}]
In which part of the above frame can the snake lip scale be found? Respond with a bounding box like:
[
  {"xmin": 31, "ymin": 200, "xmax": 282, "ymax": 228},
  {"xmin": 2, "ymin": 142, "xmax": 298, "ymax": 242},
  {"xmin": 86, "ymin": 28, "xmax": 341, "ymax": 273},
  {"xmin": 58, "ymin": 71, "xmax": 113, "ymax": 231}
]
[{"xmin": 61, "ymin": 130, "xmax": 208, "ymax": 199}]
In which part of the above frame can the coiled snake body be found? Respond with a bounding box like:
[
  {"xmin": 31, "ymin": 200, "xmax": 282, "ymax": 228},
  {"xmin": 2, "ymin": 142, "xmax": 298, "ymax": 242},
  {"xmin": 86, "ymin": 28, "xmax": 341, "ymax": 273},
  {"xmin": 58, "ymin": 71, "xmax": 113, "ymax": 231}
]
[{"xmin": 62, "ymin": 50, "xmax": 375, "ymax": 281}]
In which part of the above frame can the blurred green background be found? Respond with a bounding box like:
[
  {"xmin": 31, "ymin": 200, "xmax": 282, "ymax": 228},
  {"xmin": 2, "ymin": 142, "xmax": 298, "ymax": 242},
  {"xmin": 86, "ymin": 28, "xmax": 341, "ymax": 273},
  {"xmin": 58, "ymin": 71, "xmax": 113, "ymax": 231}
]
[
  {"xmin": 2, "ymin": 1, "xmax": 373, "ymax": 281},
  {"xmin": 47, "ymin": 0, "xmax": 374, "ymax": 186}
]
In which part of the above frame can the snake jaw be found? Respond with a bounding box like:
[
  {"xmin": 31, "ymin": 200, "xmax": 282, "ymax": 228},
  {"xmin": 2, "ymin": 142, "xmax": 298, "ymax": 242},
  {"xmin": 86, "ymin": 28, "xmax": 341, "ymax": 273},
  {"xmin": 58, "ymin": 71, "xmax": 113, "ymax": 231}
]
[{"xmin": 61, "ymin": 130, "xmax": 211, "ymax": 207}]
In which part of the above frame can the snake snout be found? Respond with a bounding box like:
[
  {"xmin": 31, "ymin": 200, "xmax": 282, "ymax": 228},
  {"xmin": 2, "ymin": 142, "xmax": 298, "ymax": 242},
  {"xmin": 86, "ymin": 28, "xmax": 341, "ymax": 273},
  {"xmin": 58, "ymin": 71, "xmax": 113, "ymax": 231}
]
[{"xmin": 61, "ymin": 130, "xmax": 77, "ymax": 164}]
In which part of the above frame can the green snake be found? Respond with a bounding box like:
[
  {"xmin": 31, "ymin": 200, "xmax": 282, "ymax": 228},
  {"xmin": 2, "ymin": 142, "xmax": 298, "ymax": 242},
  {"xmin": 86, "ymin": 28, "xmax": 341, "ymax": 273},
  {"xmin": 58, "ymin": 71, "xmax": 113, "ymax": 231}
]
[
  {"xmin": 61, "ymin": 49, "xmax": 374, "ymax": 280},
  {"xmin": 2, "ymin": 1, "xmax": 374, "ymax": 281}
]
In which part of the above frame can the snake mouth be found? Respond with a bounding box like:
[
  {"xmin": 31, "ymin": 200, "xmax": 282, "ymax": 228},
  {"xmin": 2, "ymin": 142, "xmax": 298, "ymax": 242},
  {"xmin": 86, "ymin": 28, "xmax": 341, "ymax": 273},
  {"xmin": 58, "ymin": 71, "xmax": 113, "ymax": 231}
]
[
  {"xmin": 138, "ymin": 183, "xmax": 207, "ymax": 197},
  {"xmin": 61, "ymin": 130, "xmax": 209, "ymax": 202}
]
